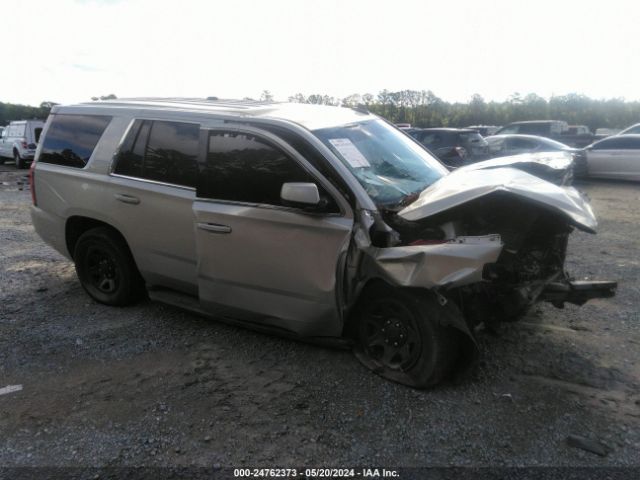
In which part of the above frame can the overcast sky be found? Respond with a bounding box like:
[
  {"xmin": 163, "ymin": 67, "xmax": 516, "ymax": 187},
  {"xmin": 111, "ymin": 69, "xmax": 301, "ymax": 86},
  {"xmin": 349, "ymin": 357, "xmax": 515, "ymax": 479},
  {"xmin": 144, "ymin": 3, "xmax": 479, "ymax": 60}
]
[{"xmin": 3, "ymin": 0, "xmax": 640, "ymax": 106}]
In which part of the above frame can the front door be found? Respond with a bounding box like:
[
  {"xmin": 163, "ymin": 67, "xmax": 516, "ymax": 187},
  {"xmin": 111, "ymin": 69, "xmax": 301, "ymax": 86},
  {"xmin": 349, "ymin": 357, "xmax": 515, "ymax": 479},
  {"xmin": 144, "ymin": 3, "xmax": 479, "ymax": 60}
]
[{"xmin": 193, "ymin": 127, "xmax": 353, "ymax": 337}]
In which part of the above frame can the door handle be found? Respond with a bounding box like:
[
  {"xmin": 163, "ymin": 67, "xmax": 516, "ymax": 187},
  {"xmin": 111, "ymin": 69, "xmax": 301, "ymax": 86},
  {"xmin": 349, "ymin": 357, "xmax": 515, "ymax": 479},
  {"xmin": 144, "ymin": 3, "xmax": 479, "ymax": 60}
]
[
  {"xmin": 197, "ymin": 222, "xmax": 232, "ymax": 234},
  {"xmin": 114, "ymin": 193, "xmax": 140, "ymax": 205}
]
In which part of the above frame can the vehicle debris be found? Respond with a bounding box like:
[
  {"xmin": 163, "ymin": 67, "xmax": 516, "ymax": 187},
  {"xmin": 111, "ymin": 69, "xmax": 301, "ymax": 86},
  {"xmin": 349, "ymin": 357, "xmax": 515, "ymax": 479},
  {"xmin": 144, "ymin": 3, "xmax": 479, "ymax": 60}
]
[{"xmin": 0, "ymin": 385, "xmax": 23, "ymax": 396}]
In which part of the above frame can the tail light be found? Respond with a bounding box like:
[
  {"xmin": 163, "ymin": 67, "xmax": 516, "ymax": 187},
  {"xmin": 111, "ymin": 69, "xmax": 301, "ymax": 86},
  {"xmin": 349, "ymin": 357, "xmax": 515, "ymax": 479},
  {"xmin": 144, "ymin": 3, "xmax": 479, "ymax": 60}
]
[
  {"xmin": 21, "ymin": 140, "xmax": 28, "ymax": 149},
  {"xmin": 29, "ymin": 161, "xmax": 37, "ymax": 206}
]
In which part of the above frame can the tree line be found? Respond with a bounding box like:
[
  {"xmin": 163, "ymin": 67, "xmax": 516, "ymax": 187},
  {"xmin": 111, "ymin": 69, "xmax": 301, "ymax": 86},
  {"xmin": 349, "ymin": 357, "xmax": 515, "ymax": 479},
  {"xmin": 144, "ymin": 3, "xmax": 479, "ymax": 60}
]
[
  {"xmin": 284, "ymin": 91, "xmax": 640, "ymax": 130},
  {"xmin": 0, "ymin": 101, "xmax": 56, "ymax": 126},
  {"xmin": 4, "ymin": 91, "xmax": 640, "ymax": 131}
]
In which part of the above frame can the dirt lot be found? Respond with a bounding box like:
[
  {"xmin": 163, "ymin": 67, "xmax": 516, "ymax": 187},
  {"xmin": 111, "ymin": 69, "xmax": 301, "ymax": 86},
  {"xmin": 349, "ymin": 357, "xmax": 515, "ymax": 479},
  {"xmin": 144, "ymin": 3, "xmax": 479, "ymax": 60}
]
[{"xmin": 1, "ymin": 162, "xmax": 639, "ymax": 469}]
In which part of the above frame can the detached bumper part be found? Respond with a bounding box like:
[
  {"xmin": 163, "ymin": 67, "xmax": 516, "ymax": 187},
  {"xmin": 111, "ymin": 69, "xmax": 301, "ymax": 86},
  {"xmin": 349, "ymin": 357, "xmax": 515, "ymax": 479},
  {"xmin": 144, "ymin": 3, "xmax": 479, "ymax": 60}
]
[{"xmin": 541, "ymin": 280, "xmax": 617, "ymax": 307}]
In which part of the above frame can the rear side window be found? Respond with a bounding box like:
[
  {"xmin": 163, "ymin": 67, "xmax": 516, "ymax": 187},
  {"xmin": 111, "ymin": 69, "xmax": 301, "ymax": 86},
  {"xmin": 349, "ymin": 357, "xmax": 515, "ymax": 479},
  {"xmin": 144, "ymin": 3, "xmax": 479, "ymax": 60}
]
[
  {"xmin": 420, "ymin": 132, "xmax": 454, "ymax": 147},
  {"xmin": 459, "ymin": 132, "xmax": 486, "ymax": 145},
  {"xmin": 509, "ymin": 137, "xmax": 538, "ymax": 150},
  {"xmin": 8, "ymin": 124, "xmax": 26, "ymax": 137},
  {"xmin": 39, "ymin": 115, "xmax": 112, "ymax": 168},
  {"xmin": 114, "ymin": 120, "xmax": 199, "ymax": 187},
  {"xmin": 198, "ymin": 131, "xmax": 319, "ymax": 207},
  {"xmin": 518, "ymin": 124, "xmax": 548, "ymax": 135}
]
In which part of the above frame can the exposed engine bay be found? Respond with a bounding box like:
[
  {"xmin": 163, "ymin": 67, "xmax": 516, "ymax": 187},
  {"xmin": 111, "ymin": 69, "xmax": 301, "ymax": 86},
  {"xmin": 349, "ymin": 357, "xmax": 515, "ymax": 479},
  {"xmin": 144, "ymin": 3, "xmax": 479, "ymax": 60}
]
[{"xmin": 354, "ymin": 155, "xmax": 616, "ymax": 332}]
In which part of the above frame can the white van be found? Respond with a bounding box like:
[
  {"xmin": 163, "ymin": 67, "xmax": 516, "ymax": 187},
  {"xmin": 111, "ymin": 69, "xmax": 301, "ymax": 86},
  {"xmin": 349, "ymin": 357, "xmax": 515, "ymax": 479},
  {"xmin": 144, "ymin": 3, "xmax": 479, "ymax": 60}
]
[{"xmin": 0, "ymin": 120, "xmax": 45, "ymax": 168}]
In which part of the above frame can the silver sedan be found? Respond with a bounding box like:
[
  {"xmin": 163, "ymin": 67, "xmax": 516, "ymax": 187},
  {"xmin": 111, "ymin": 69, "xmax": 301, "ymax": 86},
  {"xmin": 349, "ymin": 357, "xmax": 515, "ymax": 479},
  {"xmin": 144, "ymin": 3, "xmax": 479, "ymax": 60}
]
[{"xmin": 585, "ymin": 134, "xmax": 640, "ymax": 181}]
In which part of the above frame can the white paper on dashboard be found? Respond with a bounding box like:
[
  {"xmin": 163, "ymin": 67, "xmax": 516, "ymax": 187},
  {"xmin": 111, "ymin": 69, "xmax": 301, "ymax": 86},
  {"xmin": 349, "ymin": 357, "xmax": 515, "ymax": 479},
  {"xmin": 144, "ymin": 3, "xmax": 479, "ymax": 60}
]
[{"xmin": 328, "ymin": 138, "xmax": 370, "ymax": 168}]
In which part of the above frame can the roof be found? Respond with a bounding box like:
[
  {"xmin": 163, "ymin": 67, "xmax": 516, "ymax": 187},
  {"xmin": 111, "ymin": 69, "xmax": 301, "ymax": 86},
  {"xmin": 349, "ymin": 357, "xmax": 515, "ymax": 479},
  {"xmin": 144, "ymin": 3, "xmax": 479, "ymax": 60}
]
[
  {"xmin": 55, "ymin": 98, "xmax": 375, "ymax": 131},
  {"xmin": 487, "ymin": 134, "xmax": 573, "ymax": 148},
  {"xmin": 414, "ymin": 128, "xmax": 478, "ymax": 133},
  {"xmin": 504, "ymin": 120, "xmax": 566, "ymax": 125}
]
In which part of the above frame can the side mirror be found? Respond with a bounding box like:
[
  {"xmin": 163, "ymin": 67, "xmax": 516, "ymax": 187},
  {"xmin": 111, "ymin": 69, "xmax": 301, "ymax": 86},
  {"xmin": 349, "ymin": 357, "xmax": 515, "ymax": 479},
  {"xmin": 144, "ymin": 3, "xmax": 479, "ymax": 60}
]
[{"xmin": 280, "ymin": 182, "xmax": 320, "ymax": 206}]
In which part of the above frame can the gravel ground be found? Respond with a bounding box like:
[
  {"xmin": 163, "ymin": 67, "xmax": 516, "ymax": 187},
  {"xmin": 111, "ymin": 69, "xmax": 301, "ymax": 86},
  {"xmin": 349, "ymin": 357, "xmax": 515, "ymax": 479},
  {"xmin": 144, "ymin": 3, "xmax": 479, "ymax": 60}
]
[{"xmin": 1, "ymin": 162, "xmax": 639, "ymax": 469}]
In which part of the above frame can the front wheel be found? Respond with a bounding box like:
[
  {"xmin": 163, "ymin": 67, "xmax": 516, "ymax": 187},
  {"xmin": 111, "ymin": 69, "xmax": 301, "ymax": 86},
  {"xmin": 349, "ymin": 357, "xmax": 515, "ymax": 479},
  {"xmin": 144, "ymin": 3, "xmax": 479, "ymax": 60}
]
[
  {"xmin": 353, "ymin": 285, "xmax": 461, "ymax": 388},
  {"xmin": 74, "ymin": 227, "xmax": 145, "ymax": 306}
]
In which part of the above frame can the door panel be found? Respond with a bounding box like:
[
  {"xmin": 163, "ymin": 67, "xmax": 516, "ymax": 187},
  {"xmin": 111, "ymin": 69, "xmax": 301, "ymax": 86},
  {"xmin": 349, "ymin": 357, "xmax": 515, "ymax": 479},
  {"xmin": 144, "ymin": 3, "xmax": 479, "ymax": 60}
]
[
  {"xmin": 193, "ymin": 200, "xmax": 353, "ymax": 336},
  {"xmin": 110, "ymin": 176, "xmax": 198, "ymax": 294},
  {"xmin": 587, "ymin": 150, "xmax": 614, "ymax": 177},
  {"xmin": 587, "ymin": 149, "xmax": 640, "ymax": 179}
]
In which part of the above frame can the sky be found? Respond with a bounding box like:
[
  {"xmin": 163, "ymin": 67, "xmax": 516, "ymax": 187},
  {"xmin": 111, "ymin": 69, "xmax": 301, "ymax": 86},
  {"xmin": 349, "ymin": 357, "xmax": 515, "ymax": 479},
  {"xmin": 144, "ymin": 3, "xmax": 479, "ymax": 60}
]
[{"xmin": 2, "ymin": 0, "xmax": 640, "ymax": 106}]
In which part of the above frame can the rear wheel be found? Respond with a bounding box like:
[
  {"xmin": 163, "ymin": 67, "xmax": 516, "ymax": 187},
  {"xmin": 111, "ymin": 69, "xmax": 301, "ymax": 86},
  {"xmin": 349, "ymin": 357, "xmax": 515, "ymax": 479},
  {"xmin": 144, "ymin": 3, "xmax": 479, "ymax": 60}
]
[
  {"xmin": 14, "ymin": 151, "xmax": 25, "ymax": 169},
  {"xmin": 353, "ymin": 285, "xmax": 461, "ymax": 388},
  {"xmin": 74, "ymin": 227, "xmax": 145, "ymax": 306}
]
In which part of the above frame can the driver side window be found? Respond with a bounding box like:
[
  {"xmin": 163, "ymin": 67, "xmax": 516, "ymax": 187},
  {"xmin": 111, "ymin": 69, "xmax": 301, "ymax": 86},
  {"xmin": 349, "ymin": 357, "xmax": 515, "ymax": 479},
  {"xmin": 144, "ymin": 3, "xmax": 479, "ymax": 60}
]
[{"xmin": 197, "ymin": 131, "xmax": 339, "ymax": 213}]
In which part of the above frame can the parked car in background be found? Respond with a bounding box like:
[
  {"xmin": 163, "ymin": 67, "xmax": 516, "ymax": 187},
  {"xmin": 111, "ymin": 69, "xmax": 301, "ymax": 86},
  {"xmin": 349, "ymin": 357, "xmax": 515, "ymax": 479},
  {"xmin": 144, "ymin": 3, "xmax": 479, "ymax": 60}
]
[
  {"xmin": 29, "ymin": 98, "xmax": 615, "ymax": 388},
  {"xmin": 493, "ymin": 120, "xmax": 602, "ymax": 148},
  {"xmin": 618, "ymin": 123, "xmax": 640, "ymax": 135},
  {"xmin": 494, "ymin": 120, "xmax": 568, "ymax": 136},
  {"xmin": 566, "ymin": 125, "xmax": 591, "ymax": 135},
  {"xmin": 485, "ymin": 134, "xmax": 587, "ymax": 177},
  {"xmin": 465, "ymin": 125, "xmax": 500, "ymax": 137},
  {"xmin": 584, "ymin": 134, "xmax": 640, "ymax": 181},
  {"xmin": 596, "ymin": 128, "xmax": 620, "ymax": 136},
  {"xmin": 0, "ymin": 120, "xmax": 45, "ymax": 168},
  {"xmin": 410, "ymin": 128, "xmax": 490, "ymax": 167}
]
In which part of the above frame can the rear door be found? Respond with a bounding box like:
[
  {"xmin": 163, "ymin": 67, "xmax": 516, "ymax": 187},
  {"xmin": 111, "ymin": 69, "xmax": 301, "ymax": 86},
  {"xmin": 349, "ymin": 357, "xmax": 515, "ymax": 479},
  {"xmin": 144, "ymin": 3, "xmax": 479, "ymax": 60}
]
[
  {"xmin": 192, "ymin": 126, "xmax": 353, "ymax": 336},
  {"xmin": 110, "ymin": 119, "xmax": 200, "ymax": 293}
]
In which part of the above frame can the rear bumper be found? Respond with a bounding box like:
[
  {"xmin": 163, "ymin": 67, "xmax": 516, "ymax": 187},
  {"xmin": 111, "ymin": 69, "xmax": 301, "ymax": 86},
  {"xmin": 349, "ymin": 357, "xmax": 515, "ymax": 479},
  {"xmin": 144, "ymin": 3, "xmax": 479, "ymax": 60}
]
[{"xmin": 30, "ymin": 205, "xmax": 71, "ymax": 260}]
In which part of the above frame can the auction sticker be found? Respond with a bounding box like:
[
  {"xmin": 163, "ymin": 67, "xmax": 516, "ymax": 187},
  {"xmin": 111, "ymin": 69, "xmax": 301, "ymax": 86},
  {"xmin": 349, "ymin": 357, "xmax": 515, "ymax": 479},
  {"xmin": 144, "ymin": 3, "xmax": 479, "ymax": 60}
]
[{"xmin": 328, "ymin": 138, "xmax": 370, "ymax": 168}]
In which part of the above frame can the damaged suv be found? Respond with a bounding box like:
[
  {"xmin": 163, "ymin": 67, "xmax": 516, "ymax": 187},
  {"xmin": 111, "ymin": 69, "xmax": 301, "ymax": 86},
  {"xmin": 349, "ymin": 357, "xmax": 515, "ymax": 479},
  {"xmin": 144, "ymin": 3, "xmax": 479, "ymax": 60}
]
[{"xmin": 30, "ymin": 99, "xmax": 616, "ymax": 388}]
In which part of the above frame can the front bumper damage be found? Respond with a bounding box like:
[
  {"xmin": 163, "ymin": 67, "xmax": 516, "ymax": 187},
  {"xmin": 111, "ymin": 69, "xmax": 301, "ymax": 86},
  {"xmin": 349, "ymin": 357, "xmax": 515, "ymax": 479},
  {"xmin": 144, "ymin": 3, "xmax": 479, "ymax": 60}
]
[
  {"xmin": 348, "ymin": 154, "xmax": 617, "ymax": 371},
  {"xmin": 363, "ymin": 235, "xmax": 503, "ymax": 289}
]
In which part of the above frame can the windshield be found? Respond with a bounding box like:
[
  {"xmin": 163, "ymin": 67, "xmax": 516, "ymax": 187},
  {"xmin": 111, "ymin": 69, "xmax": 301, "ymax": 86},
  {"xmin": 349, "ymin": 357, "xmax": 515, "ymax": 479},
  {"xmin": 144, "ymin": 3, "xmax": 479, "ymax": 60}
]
[{"xmin": 313, "ymin": 120, "xmax": 448, "ymax": 207}]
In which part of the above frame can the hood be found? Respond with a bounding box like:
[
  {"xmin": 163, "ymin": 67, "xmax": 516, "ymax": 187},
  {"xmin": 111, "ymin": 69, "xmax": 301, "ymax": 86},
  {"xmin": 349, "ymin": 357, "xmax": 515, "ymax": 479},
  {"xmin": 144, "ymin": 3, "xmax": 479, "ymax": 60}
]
[
  {"xmin": 460, "ymin": 151, "xmax": 574, "ymax": 174},
  {"xmin": 398, "ymin": 162, "xmax": 597, "ymax": 233}
]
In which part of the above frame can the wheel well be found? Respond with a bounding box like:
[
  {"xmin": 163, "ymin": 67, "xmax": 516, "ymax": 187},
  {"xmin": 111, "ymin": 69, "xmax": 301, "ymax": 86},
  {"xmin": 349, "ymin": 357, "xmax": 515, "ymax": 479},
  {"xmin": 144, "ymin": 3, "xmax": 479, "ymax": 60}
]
[
  {"xmin": 343, "ymin": 278, "xmax": 394, "ymax": 337},
  {"xmin": 65, "ymin": 216, "xmax": 129, "ymax": 259},
  {"xmin": 345, "ymin": 279, "xmax": 480, "ymax": 381}
]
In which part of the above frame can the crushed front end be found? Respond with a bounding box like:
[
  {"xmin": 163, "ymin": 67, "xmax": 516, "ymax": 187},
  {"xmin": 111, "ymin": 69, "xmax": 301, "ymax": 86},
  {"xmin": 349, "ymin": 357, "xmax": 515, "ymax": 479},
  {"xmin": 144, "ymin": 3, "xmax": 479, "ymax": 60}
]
[{"xmin": 356, "ymin": 156, "xmax": 617, "ymax": 335}]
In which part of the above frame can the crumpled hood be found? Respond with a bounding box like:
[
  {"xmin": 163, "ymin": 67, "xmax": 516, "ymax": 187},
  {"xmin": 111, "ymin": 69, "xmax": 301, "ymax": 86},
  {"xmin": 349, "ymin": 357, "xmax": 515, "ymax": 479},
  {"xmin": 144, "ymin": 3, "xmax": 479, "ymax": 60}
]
[{"xmin": 398, "ymin": 160, "xmax": 597, "ymax": 233}]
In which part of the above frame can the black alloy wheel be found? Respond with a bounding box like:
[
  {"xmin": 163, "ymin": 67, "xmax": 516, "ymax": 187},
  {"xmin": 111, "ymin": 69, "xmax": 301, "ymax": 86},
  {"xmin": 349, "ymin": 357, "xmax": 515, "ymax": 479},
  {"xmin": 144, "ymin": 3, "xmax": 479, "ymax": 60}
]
[
  {"xmin": 354, "ymin": 285, "xmax": 462, "ymax": 389},
  {"xmin": 74, "ymin": 227, "xmax": 145, "ymax": 306},
  {"xmin": 85, "ymin": 245, "xmax": 120, "ymax": 294},
  {"xmin": 358, "ymin": 298, "xmax": 422, "ymax": 372}
]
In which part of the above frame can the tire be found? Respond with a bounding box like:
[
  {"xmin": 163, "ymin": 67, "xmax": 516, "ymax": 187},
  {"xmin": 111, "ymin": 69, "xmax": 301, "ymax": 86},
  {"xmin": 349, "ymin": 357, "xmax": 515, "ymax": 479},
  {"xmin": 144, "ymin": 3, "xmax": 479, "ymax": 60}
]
[
  {"xmin": 73, "ymin": 227, "xmax": 145, "ymax": 306},
  {"xmin": 353, "ymin": 284, "xmax": 461, "ymax": 389},
  {"xmin": 14, "ymin": 150, "xmax": 25, "ymax": 169}
]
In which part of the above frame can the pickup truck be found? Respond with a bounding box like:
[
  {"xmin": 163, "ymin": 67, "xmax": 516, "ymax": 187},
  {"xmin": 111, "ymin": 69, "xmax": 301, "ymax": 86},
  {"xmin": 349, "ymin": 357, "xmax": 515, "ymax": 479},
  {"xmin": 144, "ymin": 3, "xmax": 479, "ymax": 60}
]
[{"xmin": 492, "ymin": 120, "xmax": 606, "ymax": 148}]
